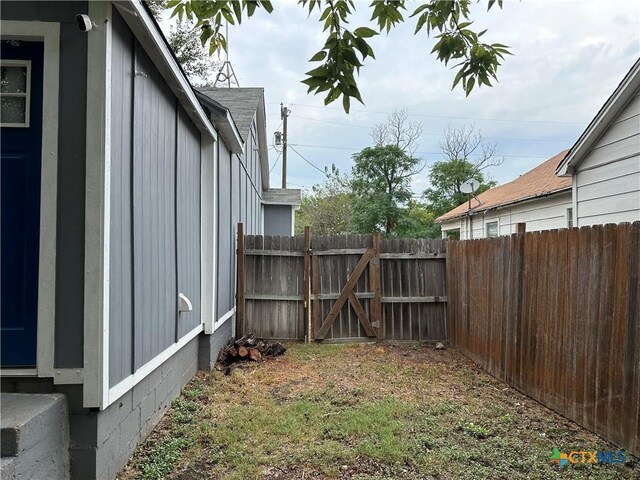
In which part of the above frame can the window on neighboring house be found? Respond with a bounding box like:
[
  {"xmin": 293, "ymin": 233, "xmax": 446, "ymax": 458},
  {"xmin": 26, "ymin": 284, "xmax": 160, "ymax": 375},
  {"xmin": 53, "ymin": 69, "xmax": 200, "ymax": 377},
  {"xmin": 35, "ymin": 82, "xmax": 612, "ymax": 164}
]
[
  {"xmin": 567, "ymin": 207, "xmax": 573, "ymax": 228},
  {"xmin": 0, "ymin": 60, "xmax": 31, "ymax": 127},
  {"xmin": 446, "ymin": 229, "xmax": 460, "ymax": 240},
  {"xmin": 486, "ymin": 221, "xmax": 498, "ymax": 238}
]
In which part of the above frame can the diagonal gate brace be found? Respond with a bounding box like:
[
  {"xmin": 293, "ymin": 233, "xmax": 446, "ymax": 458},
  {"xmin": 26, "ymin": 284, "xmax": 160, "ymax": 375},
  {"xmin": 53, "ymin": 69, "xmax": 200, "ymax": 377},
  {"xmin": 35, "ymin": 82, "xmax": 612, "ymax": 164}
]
[{"xmin": 316, "ymin": 248, "xmax": 374, "ymax": 339}]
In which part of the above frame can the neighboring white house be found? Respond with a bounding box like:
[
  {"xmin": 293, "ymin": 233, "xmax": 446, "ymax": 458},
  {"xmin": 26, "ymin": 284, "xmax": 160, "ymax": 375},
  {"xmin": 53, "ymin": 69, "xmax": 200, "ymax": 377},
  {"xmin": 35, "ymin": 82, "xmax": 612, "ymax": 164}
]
[
  {"xmin": 437, "ymin": 150, "xmax": 573, "ymax": 239},
  {"xmin": 556, "ymin": 59, "xmax": 640, "ymax": 227}
]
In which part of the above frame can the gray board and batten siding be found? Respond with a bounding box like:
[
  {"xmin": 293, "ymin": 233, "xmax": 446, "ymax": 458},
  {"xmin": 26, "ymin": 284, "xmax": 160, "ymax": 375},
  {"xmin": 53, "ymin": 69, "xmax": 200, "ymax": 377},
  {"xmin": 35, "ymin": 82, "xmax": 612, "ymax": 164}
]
[
  {"xmin": 214, "ymin": 98, "xmax": 264, "ymax": 322},
  {"xmin": 217, "ymin": 137, "xmax": 234, "ymax": 320},
  {"xmin": 1, "ymin": 1, "xmax": 88, "ymax": 368},
  {"xmin": 108, "ymin": 10, "xmax": 202, "ymax": 388},
  {"xmin": 264, "ymin": 205, "xmax": 293, "ymax": 236}
]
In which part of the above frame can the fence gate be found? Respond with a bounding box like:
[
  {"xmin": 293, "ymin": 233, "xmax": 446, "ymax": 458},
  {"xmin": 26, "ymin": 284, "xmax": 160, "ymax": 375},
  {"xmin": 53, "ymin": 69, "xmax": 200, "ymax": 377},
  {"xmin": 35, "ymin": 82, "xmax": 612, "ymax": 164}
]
[
  {"xmin": 236, "ymin": 225, "xmax": 447, "ymax": 342},
  {"xmin": 311, "ymin": 234, "xmax": 382, "ymax": 341}
]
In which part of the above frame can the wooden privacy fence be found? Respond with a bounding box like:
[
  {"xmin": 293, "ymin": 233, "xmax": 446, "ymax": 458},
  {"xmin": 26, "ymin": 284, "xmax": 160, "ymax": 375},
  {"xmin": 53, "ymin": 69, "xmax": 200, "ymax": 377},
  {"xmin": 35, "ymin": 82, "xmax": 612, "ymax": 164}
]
[
  {"xmin": 447, "ymin": 222, "xmax": 640, "ymax": 457},
  {"xmin": 236, "ymin": 227, "xmax": 447, "ymax": 342}
]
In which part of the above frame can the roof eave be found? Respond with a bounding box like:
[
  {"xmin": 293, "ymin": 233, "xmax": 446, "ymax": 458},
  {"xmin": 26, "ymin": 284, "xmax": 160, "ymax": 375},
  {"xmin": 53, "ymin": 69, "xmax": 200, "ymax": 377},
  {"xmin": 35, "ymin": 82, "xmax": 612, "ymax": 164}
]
[
  {"xmin": 556, "ymin": 58, "xmax": 640, "ymax": 176},
  {"xmin": 194, "ymin": 90, "xmax": 244, "ymax": 154}
]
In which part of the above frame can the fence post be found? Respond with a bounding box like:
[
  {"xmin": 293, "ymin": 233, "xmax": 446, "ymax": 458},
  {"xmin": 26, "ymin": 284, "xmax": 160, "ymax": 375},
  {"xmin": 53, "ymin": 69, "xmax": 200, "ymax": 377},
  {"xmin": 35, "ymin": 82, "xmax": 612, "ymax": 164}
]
[
  {"xmin": 516, "ymin": 222, "xmax": 526, "ymax": 234},
  {"xmin": 303, "ymin": 226, "xmax": 311, "ymax": 343},
  {"xmin": 236, "ymin": 222, "xmax": 245, "ymax": 339},
  {"xmin": 370, "ymin": 234, "xmax": 383, "ymax": 340}
]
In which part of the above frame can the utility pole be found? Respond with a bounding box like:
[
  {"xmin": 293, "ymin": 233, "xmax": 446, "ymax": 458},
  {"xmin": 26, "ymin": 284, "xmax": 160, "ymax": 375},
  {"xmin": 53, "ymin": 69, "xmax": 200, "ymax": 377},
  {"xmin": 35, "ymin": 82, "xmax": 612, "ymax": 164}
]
[{"xmin": 280, "ymin": 103, "xmax": 290, "ymax": 189}]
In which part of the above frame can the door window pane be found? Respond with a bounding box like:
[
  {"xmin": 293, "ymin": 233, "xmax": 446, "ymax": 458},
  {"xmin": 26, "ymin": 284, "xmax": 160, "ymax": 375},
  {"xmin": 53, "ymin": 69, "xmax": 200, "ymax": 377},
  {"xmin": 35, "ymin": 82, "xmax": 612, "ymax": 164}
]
[
  {"xmin": 1, "ymin": 97, "xmax": 26, "ymax": 124},
  {"xmin": 1, "ymin": 65, "xmax": 28, "ymax": 93},
  {"xmin": 0, "ymin": 60, "xmax": 30, "ymax": 127}
]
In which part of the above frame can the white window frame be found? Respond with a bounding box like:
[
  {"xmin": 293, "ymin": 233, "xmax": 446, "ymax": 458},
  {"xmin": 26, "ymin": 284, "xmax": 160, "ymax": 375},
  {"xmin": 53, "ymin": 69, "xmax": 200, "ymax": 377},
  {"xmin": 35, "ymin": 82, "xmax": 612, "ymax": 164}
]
[
  {"xmin": 486, "ymin": 220, "xmax": 499, "ymax": 238},
  {"xmin": 0, "ymin": 59, "xmax": 31, "ymax": 128}
]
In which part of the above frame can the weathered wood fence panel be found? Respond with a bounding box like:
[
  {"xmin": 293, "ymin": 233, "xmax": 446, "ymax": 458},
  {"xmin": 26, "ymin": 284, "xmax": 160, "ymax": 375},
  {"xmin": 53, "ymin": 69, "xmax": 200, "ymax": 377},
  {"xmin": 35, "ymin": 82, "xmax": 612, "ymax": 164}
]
[
  {"xmin": 239, "ymin": 231, "xmax": 447, "ymax": 342},
  {"xmin": 243, "ymin": 235, "xmax": 305, "ymax": 340},
  {"xmin": 447, "ymin": 222, "xmax": 640, "ymax": 457},
  {"xmin": 380, "ymin": 238, "xmax": 447, "ymax": 341}
]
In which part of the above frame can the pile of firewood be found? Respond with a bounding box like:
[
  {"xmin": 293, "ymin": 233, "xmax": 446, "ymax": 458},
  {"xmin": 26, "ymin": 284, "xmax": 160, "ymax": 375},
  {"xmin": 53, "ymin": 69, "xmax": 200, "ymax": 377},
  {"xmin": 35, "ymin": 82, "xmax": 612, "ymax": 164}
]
[{"xmin": 216, "ymin": 332, "xmax": 286, "ymax": 370}]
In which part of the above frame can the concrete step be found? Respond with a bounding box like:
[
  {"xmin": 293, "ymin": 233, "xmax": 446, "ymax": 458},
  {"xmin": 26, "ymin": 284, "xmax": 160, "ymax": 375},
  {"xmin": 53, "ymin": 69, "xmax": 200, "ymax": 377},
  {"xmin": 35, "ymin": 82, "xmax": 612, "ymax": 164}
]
[
  {"xmin": 1, "ymin": 457, "xmax": 16, "ymax": 479},
  {"xmin": 0, "ymin": 393, "xmax": 69, "ymax": 480}
]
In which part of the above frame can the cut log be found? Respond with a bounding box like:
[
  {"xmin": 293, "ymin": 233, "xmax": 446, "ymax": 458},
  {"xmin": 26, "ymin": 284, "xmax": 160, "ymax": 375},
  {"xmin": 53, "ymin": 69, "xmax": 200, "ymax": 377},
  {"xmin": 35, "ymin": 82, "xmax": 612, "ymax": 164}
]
[
  {"xmin": 248, "ymin": 348, "xmax": 262, "ymax": 361},
  {"xmin": 215, "ymin": 331, "xmax": 287, "ymax": 369}
]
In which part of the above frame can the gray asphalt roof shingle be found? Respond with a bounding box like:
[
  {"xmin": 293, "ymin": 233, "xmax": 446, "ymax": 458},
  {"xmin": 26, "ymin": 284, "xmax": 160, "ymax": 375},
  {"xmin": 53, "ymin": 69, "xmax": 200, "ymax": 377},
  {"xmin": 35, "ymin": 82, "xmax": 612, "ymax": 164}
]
[{"xmin": 197, "ymin": 87, "xmax": 264, "ymax": 143}]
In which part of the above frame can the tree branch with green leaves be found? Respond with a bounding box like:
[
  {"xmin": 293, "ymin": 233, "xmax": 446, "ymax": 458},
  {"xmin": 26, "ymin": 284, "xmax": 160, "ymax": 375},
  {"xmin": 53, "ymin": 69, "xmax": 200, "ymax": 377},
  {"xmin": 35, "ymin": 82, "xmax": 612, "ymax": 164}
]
[{"xmin": 163, "ymin": 0, "xmax": 510, "ymax": 112}]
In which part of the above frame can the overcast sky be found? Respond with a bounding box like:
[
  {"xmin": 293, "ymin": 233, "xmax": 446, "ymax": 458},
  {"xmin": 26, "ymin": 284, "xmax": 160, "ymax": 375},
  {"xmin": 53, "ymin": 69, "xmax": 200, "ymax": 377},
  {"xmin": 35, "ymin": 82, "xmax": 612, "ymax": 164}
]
[{"xmin": 161, "ymin": 0, "xmax": 639, "ymax": 195}]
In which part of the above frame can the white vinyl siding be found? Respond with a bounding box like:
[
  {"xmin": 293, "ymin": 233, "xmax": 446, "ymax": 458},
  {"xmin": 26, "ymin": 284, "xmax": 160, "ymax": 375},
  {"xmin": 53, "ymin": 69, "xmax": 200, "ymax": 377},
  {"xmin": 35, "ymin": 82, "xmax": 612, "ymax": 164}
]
[
  {"xmin": 440, "ymin": 191, "xmax": 573, "ymax": 240},
  {"xmin": 574, "ymin": 90, "xmax": 640, "ymax": 227}
]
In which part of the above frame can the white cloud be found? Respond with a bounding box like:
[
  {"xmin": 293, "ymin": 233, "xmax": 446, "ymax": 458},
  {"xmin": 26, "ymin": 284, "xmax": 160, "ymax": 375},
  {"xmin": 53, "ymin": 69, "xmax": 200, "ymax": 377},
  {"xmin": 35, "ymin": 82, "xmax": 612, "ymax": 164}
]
[{"xmin": 159, "ymin": 0, "xmax": 640, "ymax": 192}]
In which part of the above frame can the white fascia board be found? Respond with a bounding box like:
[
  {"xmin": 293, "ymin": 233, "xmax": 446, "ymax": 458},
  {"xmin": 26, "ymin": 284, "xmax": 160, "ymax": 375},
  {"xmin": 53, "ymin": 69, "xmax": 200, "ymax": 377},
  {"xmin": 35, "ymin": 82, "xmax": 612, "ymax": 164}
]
[
  {"xmin": 557, "ymin": 59, "xmax": 640, "ymax": 176},
  {"xmin": 115, "ymin": 0, "xmax": 217, "ymax": 142},
  {"xmin": 214, "ymin": 110, "xmax": 244, "ymax": 154}
]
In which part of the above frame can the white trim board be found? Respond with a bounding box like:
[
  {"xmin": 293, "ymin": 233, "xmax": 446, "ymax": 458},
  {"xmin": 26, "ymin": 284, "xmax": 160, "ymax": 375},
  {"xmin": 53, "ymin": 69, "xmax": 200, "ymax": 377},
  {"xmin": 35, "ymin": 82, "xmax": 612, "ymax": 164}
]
[
  {"xmin": 215, "ymin": 307, "xmax": 235, "ymax": 331},
  {"xmin": 107, "ymin": 323, "xmax": 203, "ymax": 405},
  {"xmin": 83, "ymin": 1, "xmax": 112, "ymax": 409},
  {"xmin": 0, "ymin": 20, "xmax": 60, "ymax": 379},
  {"xmin": 201, "ymin": 139, "xmax": 217, "ymax": 334}
]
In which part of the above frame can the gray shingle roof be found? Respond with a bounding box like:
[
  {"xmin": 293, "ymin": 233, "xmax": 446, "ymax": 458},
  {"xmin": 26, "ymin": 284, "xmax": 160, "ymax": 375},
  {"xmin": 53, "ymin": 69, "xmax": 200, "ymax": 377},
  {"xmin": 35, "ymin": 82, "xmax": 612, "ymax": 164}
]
[{"xmin": 197, "ymin": 87, "xmax": 264, "ymax": 143}]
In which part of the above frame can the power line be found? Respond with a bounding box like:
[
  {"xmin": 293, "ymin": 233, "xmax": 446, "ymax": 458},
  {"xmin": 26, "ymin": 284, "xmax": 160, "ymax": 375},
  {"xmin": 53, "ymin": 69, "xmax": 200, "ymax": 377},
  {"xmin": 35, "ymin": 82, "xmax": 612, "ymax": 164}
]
[
  {"xmin": 267, "ymin": 102, "xmax": 585, "ymax": 125},
  {"xmin": 288, "ymin": 145, "xmax": 327, "ymax": 176},
  {"xmin": 270, "ymin": 151, "xmax": 282, "ymax": 173},
  {"xmin": 292, "ymin": 115, "xmax": 370, "ymax": 130},
  {"xmin": 285, "ymin": 142, "xmax": 551, "ymax": 159}
]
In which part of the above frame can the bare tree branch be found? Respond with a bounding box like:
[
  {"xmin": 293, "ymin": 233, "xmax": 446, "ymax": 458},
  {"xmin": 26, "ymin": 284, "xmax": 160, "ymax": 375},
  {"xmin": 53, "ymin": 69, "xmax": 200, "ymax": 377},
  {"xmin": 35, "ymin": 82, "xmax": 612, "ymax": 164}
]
[
  {"xmin": 371, "ymin": 109, "xmax": 423, "ymax": 155},
  {"xmin": 440, "ymin": 124, "xmax": 503, "ymax": 177}
]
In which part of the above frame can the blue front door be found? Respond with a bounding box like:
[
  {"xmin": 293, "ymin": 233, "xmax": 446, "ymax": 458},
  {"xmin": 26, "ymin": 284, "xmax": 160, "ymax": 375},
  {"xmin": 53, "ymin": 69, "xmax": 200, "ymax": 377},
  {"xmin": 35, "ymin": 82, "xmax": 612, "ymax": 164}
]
[{"xmin": 1, "ymin": 40, "xmax": 44, "ymax": 367}]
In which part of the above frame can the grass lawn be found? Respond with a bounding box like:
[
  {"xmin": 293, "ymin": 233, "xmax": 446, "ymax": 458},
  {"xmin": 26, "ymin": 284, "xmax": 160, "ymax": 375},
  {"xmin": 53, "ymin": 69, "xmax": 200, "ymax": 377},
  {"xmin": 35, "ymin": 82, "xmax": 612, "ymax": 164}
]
[{"xmin": 119, "ymin": 343, "xmax": 638, "ymax": 480}]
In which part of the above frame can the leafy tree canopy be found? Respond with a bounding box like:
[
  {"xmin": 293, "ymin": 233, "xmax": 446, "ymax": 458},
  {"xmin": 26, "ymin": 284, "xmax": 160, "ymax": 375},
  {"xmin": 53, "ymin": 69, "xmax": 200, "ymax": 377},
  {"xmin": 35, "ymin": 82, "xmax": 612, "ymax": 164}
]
[
  {"xmin": 351, "ymin": 145, "xmax": 422, "ymax": 234},
  {"xmin": 163, "ymin": 0, "xmax": 510, "ymax": 112},
  {"xmin": 148, "ymin": 0, "xmax": 219, "ymax": 85},
  {"xmin": 424, "ymin": 157, "xmax": 495, "ymax": 216},
  {"xmin": 395, "ymin": 200, "xmax": 441, "ymax": 238},
  {"xmin": 295, "ymin": 165, "xmax": 354, "ymax": 235}
]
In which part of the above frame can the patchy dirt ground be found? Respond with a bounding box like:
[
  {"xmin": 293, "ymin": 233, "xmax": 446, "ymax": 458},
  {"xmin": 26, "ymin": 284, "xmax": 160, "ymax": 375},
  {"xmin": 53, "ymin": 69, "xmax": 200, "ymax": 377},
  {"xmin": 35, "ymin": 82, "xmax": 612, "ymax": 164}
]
[{"xmin": 119, "ymin": 343, "xmax": 638, "ymax": 480}]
